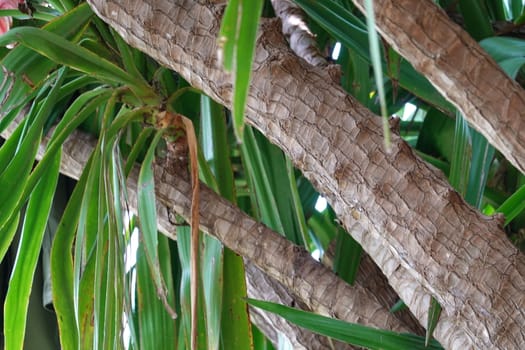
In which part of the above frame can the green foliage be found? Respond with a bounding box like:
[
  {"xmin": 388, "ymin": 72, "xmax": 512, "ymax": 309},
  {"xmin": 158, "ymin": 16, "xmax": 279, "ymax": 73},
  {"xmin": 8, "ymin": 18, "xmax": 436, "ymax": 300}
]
[
  {"xmin": 135, "ymin": 234, "xmax": 177, "ymax": 349},
  {"xmin": 458, "ymin": 0, "xmax": 494, "ymax": 40},
  {"xmin": 4, "ymin": 151, "xmax": 60, "ymax": 350},
  {"xmin": 247, "ymin": 299, "xmax": 444, "ymax": 350},
  {"xmin": 363, "ymin": 0, "xmax": 390, "ymax": 149},
  {"xmin": 200, "ymin": 95, "xmax": 252, "ymax": 350},
  {"xmin": 219, "ymin": 0, "xmax": 264, "ymax": 140},
  {"xmin": 137, "ymin": 129, "xmax": 173, "ymax": 315},
  {"xmin": 0, "ymin": 3, "xmax": 93, "ymax": 131},
  {"xmin": 426, "ymin": 297, "xmax": 442, "ymax": 347},
  {"xmin": 294, "ymin": 0, "xmax": 453, "ymax": 112},
  {"xmin": 1, "ymin": 0, "xmax": 525, "ymax": 349}
]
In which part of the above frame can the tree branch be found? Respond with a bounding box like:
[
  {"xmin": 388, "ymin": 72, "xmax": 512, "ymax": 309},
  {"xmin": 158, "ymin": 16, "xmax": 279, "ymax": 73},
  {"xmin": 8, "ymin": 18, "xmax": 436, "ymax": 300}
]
[
  {"xmin": 1, "ymin": 120, "xmax": 413, "ymax": 347},
  {"xmin": 246, "ymin": 262, "xmax": 356, "ymax": 350},
  {"xmin": 352, "ymin": 0, "xmax": 525, "ymax": 174},
  {"xmin": 271, "ymin": 0, "xmax": 328, "ymax": 67},
  {"xmin": 89, "ymin": 0, "xmax": 525, "ymax": 349},
  {"xmin": 150, "ymin": 153, "xmax": 414, "ymax": 336},
  {"xmin": 270, "ymin": 0, "xmax": 421, "ymax": 336},
  {"xmin": 85, "ymin": 0, "xmax": 525, "ymax": 348}
]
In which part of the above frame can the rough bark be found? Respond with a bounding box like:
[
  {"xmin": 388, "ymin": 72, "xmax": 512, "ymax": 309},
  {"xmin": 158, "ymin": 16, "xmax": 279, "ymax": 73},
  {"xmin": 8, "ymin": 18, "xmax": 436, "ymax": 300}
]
[
  {"xmin": 271, "ymin": 0, "xmax": 421, "ymax": 336},
  {"xmin": 85, "ymin": 0, "xmax": 525, "ymax": 349},
  {"xmin": 270, "ymin": 0, "xmax": 327, "ymax": 67},
  {"xmin": 352, "ymin": 0, "xmax": 525, "ymax": 175},
  {"xmin": 1, "ymin": 122, "xmax": 413, "ymax": 347},
  {"xmin": 323, "ymin": 244, "xmax": 425, "ymax": 336},
  {"xmin": 155, "ymin": 160, "xmax": 412, "ymax": 335},
  {"xmin": 246, "ymin": 262, "xmax": 355, "ymax": 350}
]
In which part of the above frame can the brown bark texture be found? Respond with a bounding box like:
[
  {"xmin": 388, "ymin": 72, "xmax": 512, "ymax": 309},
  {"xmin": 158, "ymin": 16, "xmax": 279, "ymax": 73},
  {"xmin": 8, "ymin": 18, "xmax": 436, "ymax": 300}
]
[
  {"xmin": 322, "ymin": 244, "xmax": 425, "ymax": 336},
  {"xmin": 85, "ymin": 0, "xmax": 525, "ymax": 349},
  {"xmin": 0, "ymin": 121, "xmax": 412, "ymax": 348},
  {"xmin": 155, "ymin": 159, "xmax": 413, "ymax": 336},
  {"xmin": 352, "ymin": 0, "xmax": 525, "ymax": 175},
  {"xmin": 246, "ymin": 262, "xmax": 356, "ymax": 350},
  {"xmin": 270, "ymin": 0, "xmax": 328, "ymax": 67},
  {"xmin": 270, "ymin": 0, "xmax": 423, "ymax": 337}
]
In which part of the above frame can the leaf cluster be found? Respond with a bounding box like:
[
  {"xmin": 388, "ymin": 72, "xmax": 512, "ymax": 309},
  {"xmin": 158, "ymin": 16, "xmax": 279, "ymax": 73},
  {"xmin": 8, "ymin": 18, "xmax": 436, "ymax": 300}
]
[{"xmin": 1, "ymin": 0, "xmax": 525, "ymax": 349}]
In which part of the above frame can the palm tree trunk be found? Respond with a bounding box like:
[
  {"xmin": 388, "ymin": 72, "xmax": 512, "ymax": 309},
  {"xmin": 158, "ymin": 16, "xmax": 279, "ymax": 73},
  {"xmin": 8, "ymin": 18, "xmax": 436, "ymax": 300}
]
[
  {"xmin": 82, "ymin": 0, "xmax": 525, "ymax": 348},
  {"xmin": 352, "ymin": 0, "xmax": 525, "ymax": 174}
]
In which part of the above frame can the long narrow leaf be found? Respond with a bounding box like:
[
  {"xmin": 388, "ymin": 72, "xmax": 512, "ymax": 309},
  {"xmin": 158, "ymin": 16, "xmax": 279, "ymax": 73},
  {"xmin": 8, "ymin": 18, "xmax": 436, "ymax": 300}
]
[
  {"xmin": 465, "ymin": 129, "xmax": 495, "ymax": 208},
  {"xmin": 241, "ymin": 127, "xmax": 285, "ymax": 234},
  {"xmin": 0, "ymin": 213, "xmax": 19, "ymax": 263},
  {"xmin": 93, "ymin": 161, "xmax": 112, "ymax": 349},
  {"xmin": 0, "ymin": 3, "xmax": 93, "ymax": 119},
  {"xmin": 138, "ymin": 130, "xmax": 163, "ymax": 259},
  {"xmin": 363, "ymin": 0, "xmax": 390, "ymax": 149},
  {"xmin": 247, "ymin": 299, "xmax": 444, "ymax": 350},
  {"xmin": 217, "ymin": 0, "xmax": 238, "ymax": 72},
  {"xmin": 497, "ymin": 185, "xmax": 525, "ymax": 225},
  {"xmin": 458, "ymin": 0, "xmax": 494, "ymax": 40},
  {"xmin": 136, "ymin": 234, "xmax": 177, "ymax": 349},
  {"xmin": 286, "ymin": 159, "xmax": 314, "ymax": 251},
  {"xmin": 333, "ymin": 228, "xmax": 362, "ymax": 285},
  {"xmin": 426, "ymin": 297, "xmax": 442, "ymax": 347},
  {"xmin": 0, "ymin": 27, "xmax": 159, "ymax": 104},
  {"xmin": 449, "ymin": 111, "xmax": 471, "ymax": 195},
  {"xmin": 219, "ymin": 0, "xmax": 264, "ymax": 140},
  {"xmin": 4, "ymin": 151, "xmax": 60, "ymax": 350},
  {"xmin": 112, "ymin": 28, "xmax": 149, "ymax": 87},
  {"xmin": 253, "ymin": 132, "xmax": 303, "ymax": 244},
  {"xmin": 52, "ymin": 155, "xmax": 94, "ymax": 349},
  {"xmin": 177, "ymin": 226, "xmax": 208, "ymax": 350},
  {"xmin": 137, "ymin": 129, "xmax": 177, "ymax": 318},
  {"xmin": 294, "ymin": 0, "xmax": 453, "ymax": 112},
  {"xmin": 480, "ymin": 36, "xmax": 525, "ymax": 62},
  {"xmin": 199, "ymin": 96, "xmax": 225, "ymax": 350},
  {"xmin": 77, "ymin": 244, "xmax": 97, "ymax": 349},
  {"xmin": 0, "ymin": 68, "xmax": 67, "ymax": 232},
  {"xmin": 200, "ymin": 234, "xmax": 223, "ymax": 350},
  {"xmin": 200, "ymin": 95, "xmax": 251, "ymax": 349}
]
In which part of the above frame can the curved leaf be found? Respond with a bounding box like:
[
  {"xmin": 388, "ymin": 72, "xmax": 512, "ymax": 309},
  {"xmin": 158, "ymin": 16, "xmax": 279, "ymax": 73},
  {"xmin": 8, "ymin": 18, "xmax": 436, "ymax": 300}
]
[
  {"xmin": 51, "ymin": 155, "xmax": 94, "ymax": 350},
  {"xmin": 294, "ymin": 0, "xmax": 453, "ymax": 112},
  {"xmin": 0, "ymin": 3, "xmax": 93, "ymax": 121},
  {"xmin": 0, "ymin": 27, "xmax": 158, "ymax": 104},
  {"xmin": 4, "ymin": 151, "xmax": 60, "ymax": 350},
  {"xmin": 0, "ymin": 68, "xmax": 67, "ymax": 233},
  {"xmin": 247, "ymin": 298, "xmax": 444, "ymax": 350},
  {"xmin": 218, "ymin": 0, "xmax": 264, "ymax": 140},
  {"xmin": 138, "ymin": 129, "xmax": 176, "ymax": 317}
]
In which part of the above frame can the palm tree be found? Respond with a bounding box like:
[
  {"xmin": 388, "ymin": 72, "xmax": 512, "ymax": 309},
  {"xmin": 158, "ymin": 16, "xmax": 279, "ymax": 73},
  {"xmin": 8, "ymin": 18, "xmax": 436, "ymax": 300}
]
[{"xmin": 1, "ymin": 0, "xmax": 524, "ymax": 349}]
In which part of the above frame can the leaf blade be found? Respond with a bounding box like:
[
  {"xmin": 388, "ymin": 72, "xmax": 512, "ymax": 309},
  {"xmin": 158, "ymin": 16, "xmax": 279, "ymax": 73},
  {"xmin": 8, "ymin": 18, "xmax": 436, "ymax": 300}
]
[{"xmin": 247, "ymin": 298, "xmax": 444, "ymax": 350}]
